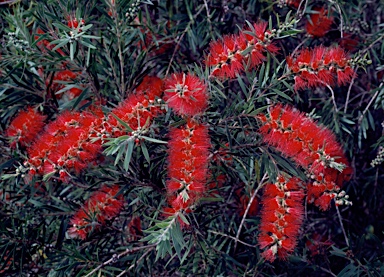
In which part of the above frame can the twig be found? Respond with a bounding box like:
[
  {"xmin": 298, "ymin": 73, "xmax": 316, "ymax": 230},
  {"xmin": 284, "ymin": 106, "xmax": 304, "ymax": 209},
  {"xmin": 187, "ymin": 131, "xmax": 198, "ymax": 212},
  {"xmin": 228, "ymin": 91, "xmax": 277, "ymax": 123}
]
[
  {"xmin": 326, "ymin": 84, "xmax": 339, "ymax": 112},
  {"xmin": 234, "ymin": 172, "xmax": 268, "ymax": 251},
  {"xmin": 203, "ymin": 0, "xmax": 214, "ymax": 39},
  {"xmin": 335, "ymin": 205, "xmax": 349, "ymax": 247},
  {"xmin": 333, "ymin": 1, "xmax": 344, "ymax": 38},
  {"xmin": 208, "ymin": 230, "xmax": 257, "ymax": 248},
  {"xmin": 111, "ymin": 3, "xmax": 126, "ymax": 97},
  {"xmin": 318, "ymin": 266, "xmax": 338, "ymax": 277},
  {"xmin": 165, "ymin": 4, "xmax": 205, "ymax": 77},
  {"xmin": 83, "ymin": 243, "xmax": 157, "ymax": 277},
  {"xmin": 297, "ymin": 0, "xmax": 309, "ymax": 20},
  {"xmin": 116, "ymin": 247, "xmax": 153, "ymax": 277},
  {"xmin": 343, "ymin": 69, "xmax": 356, "ymax": 114},
  {"xmin": 357, "ymin": 82, "xmax": 382, "ymax": 124}
]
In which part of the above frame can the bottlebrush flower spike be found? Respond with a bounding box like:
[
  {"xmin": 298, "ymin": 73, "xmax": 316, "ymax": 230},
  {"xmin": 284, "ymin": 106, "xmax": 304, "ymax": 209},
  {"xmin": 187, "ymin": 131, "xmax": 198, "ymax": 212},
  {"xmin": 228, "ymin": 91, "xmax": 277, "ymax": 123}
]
[
  {"xmin": 258, "ymin": 175, "xmax": 304, "ymax": 262},
  {"xmin": 205, "ymin": 21, "xmax": 279, "ymax": 79},
  {"xmin": 305, "ymin": 7, "xmax": 333, "ymax": 37},
  {"xmin": 164, "ymin": 73, "xmax": 208, "ymax": 116},
  {"xmin": 166, "ymin": 119, "xmax": 210, "ymax": 197},
  {"xmin": 257, "ymin": 104, "xmax": 352, "ymax": 210},
  {"xmin": 103, "ymin": 77, "xmax": 164, "ymax": 139},
  {"xmin": 287, "ymin": 46, "xmax": 355, "ymax": 90},
  {"xmin": 135, "ymin": 76, "xmax": 164, "ymax": 100},
  {"xmin": 6, "ymin": 107, "xmax": 46, "ymax": 148},
  {"xmin": 67, "ymin": 185, "xmax": 124, "ymax": 240},
  {"xmin": 25, "ymin": 110, "xmax": 103, "ymax": 181},
  {"xmin": 164, "ymin": 119, "xmax": 211, "ymax": 225}
]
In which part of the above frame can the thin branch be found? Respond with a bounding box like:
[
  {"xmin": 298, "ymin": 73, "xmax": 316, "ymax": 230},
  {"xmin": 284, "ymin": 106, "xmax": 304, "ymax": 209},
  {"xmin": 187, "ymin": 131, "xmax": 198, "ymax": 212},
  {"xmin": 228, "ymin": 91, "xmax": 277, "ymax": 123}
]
[
  {"xmin": 234, "ymin": 172, "xmax": 268, "ymax": 251},
  {"xmin": 326, "ymin": 84, "xmax": 339, "ymax": 112},
  {"xmin": 333, "ymin": 0, "xmax": 344, "ymax": 38},
  {"xmin": 358, "ymin": 82, "xmax": 382, "ymax": 124},
  {"xmin": 343, "ymin": 69, "xmax": 356, "ymax": 114},
  {"xmin": 83, "ymin": 243, "xmax": 157, "ymax": 277},
  {"xmin": 208, "ymin": 230, "xmax": 257, "ymax": 248},
  {"xmin": 116, "ymin": 247, "xmax": 153, "ymax": 277},
  {"xmin": 165, "ymin": 4, "xmax": 205, "ymax": 77},
  {"xmin": 335, "ymin": 205, "xmax": 349, "ymax": 247},
  {"xmin": 111, "ymin": 2, "xmax": 126, "ymax": 97}
]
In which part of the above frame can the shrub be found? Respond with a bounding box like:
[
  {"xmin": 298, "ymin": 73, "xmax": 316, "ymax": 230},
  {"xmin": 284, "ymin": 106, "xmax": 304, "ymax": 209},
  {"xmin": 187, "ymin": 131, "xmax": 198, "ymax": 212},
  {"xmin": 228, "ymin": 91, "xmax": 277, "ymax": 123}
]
[{"xmin": 1, "ymin": 0, "xmax": 383, "ymax": 276}]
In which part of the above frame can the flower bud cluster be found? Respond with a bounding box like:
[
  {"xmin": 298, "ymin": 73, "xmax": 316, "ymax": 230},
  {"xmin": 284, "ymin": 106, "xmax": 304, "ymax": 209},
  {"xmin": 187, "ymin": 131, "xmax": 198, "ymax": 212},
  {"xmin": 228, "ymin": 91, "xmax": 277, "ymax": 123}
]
[
  {"xmin": 286, "ymin": 46, "xmax": 355, "ymax": 90},
  {"xmin": 258, "ymin": 175, "xmax": 304, "ymax": 262},
  {"xmin": 370, "ymin": 146, "xmax": 384, "ymax": 167},
  {"xmin": 258, "ymin": 104, "xmax": 353, "ymax": 210},
  {"xmin": 67, "ymin": 185, "xmax": 124, "ymax": 239},
  {"xmin": 6, "ymin": 32, "xmax": 32, "ymax": 54},
  {"xmin": 125, "ymin": 0, "xmax": 141, "ymax": 22},
  {"xmin": 205, "ymin": 21, "xmax": 279, "ymax": 79}
]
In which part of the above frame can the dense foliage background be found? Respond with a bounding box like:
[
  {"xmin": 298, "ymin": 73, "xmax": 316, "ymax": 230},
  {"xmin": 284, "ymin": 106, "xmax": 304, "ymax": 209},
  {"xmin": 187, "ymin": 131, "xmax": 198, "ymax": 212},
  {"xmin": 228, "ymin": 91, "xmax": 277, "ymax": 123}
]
[{"xmin": 0, "ymin": 0, "xmax": 383, "ymax": 276}]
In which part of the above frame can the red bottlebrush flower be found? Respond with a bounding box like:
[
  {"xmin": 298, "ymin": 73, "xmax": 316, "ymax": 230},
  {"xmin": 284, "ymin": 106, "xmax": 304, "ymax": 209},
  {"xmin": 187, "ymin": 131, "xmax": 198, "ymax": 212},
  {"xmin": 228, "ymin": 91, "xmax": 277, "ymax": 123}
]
[
  {"xmin": 339, "ymin": 32, "xmax": 359, "ymax": 52},
  {"xmin": 287, "ymin": 46, "xmax": 355, "ymax": 90},
  {"xmin": 305, "ymin": 8, "xmax": 333, "ymax": 37},
  {"xmin": 257, "ymin": 104, "xmax": 352, "ymax": 210},
  {"xmin": 135, "ymin": 76, "xmax": 163, "ymax": 100},
  {"xmin": 205, "ymin": 21, "xmax": 279, "ymax": 79},
  {"xmin": 6, "ymin": 107, "xmax": 46, "ymax": 148},
  {"xmin": 258, "ymin": 176, "xmax": 304, "ymax": 262},
  {"xmin": 25, "ymin": 110, "xmax": 103, "ymax": 180},
  {"xmin": 105, "ymin": 90, "xmax": 164, "ymax": 139},
  {"xmin": 67, "ymin": 185, "xmax": 124, "ymax": 239},
  {"xmin": 305, "ymin": 233, "xmax": 333, "ymax": 257},
  {"xmin": 164, "ymin": 73, "xmax": 208, "ymax": 116},
  {"xmin": 166, "ymin": 120, "xmax": 211, "ymax": 214}
]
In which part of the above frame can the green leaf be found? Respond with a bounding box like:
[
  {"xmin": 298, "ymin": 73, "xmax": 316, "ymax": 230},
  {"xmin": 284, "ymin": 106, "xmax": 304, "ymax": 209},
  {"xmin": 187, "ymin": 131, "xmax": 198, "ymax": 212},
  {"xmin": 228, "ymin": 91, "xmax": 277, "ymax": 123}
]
[
  {"xmin": 110, "ymin": 113, "xmax": 134, "ymax": 132},
  {"xmin": 140, "ymin": 140, "xmax": 150, "ymax": 163},
  {"xmin": 141, "ymin": 136, "xmax": 167, "ymax": 144},
  {"xmin": 123, "ymin": 140, "xmax": 135, "ymax": 171},
  {"xmin": 78, "ymin": 39, "xmax": 97, "ymax": 49}
]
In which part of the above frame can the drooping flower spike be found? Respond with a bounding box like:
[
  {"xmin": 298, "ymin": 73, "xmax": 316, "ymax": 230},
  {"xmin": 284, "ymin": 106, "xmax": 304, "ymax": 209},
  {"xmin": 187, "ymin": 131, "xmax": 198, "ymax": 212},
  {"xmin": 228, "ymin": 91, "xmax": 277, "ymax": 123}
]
[
  {"xmin": 287, "ymin": 45, "xmax": 355, "ymax": 90},
  {"xmin": 257, "ymin": 104, "xmax": 352, "ymax": 210}
]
